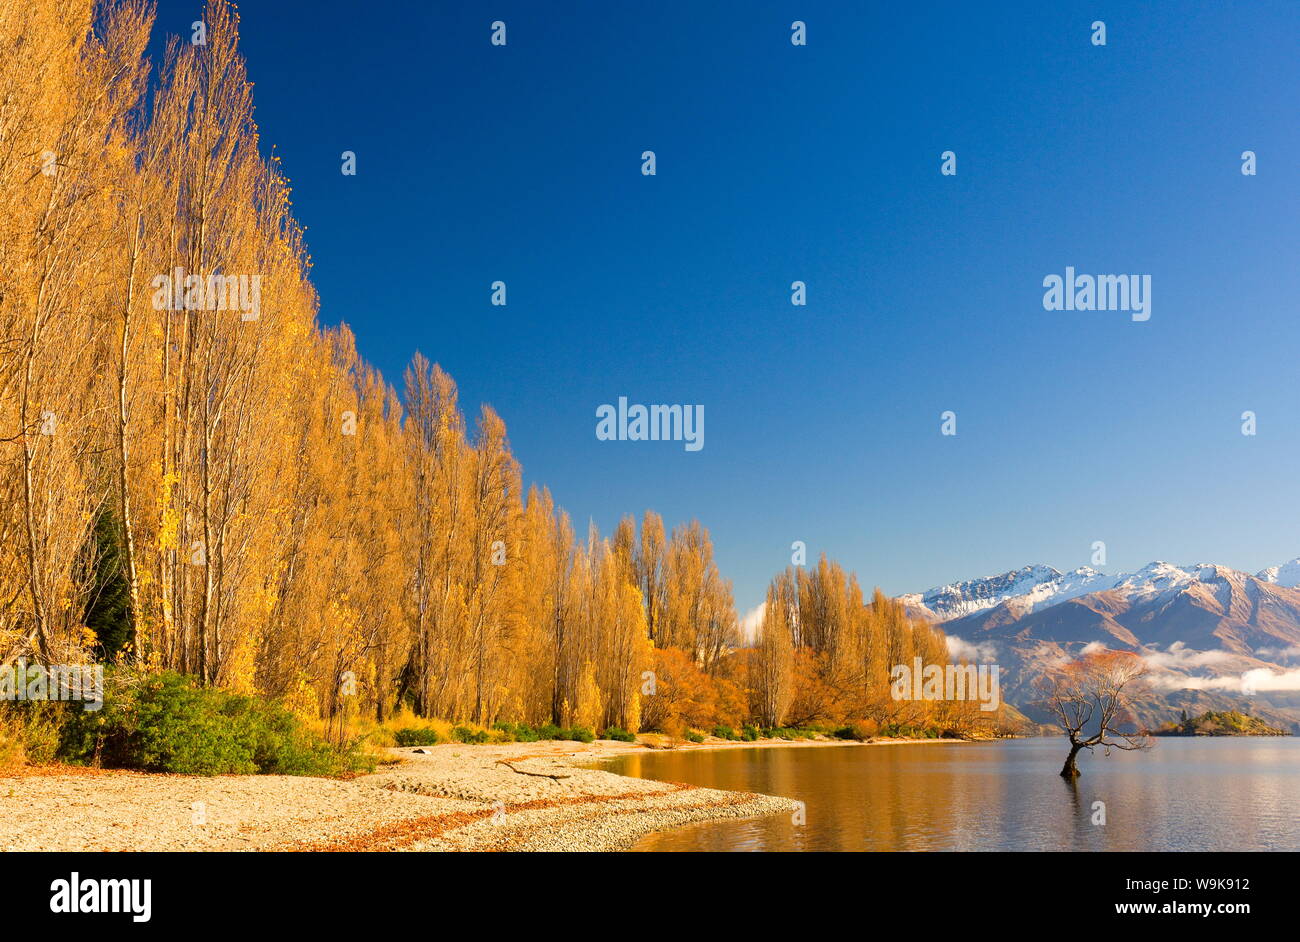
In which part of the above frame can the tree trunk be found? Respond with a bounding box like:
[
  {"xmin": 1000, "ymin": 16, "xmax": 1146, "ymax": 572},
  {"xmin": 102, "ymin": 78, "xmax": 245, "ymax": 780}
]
[
  {"xmin": 20, "ymin": 282, "xmax": 51, "ymax": 662},
  {"xmin": 117, "ymin": 225, "xmax": 143, "ymax": 659},
  {"xmin": 1060, "ymin": 742, "xmax": 1084, "ymax": 778}
]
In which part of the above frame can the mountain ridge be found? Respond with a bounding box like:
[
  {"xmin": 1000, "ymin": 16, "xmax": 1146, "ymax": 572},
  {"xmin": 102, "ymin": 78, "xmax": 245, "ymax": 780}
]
[
  {"xmin": 902, "ymin": 557, "xmax": 1300, "ymax": 622},
  {"xmin": 900, "ymin": 557, "xmax": 1300, "ymax": 732}
]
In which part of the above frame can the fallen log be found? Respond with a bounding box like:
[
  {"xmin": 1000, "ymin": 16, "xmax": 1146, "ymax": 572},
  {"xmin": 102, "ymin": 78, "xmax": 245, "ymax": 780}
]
[{"xmin": 494, "ymin": 759, "xmax": 571, "ymax": 781}]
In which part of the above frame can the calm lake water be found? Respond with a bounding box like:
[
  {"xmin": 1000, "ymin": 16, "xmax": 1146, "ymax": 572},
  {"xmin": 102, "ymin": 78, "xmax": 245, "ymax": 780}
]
[{"xmin": 602, "ymin": 738, "xmax": 1300, "ymax": 851}]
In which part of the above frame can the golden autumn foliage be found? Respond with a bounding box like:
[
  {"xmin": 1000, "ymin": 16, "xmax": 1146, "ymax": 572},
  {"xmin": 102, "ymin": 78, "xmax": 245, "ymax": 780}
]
[{"xmin": 0, "ymin": 0, "xmax": 975, "ymax": 739}]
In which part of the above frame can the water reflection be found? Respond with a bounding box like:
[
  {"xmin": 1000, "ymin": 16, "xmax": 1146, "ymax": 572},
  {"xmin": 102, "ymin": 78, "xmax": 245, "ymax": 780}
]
[{"xmin": 599, "ymin": 738, "xmax": 1300, "ymax": 851}]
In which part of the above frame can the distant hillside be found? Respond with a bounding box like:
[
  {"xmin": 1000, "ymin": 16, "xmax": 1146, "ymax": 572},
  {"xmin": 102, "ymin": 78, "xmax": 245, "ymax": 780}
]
[
  {"xmin": 1150, "ymin": 710, "xmax": 1290, "ymax": 737},
  {"xmin": 902, "ymin": 559, "xmax": 1300, "ymax": 732}
]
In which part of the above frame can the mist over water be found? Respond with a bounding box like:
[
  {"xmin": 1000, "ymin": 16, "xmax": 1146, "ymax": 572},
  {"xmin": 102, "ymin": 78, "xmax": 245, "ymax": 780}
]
[{"xmin": 602, "ymin": 739, "xmax": 1300, "ymax": 852}]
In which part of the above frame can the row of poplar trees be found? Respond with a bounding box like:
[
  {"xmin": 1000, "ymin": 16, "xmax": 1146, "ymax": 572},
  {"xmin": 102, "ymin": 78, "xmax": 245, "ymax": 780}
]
[{"xmin": 0, "ymin": 0, "xmax": 957, "ymax": 734}]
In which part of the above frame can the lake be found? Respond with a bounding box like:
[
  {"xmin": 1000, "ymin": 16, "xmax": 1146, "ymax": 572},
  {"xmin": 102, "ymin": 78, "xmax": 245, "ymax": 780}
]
[{"xmin": 600, "ymin": 738, "xmax": 1300, "ymax": 851}]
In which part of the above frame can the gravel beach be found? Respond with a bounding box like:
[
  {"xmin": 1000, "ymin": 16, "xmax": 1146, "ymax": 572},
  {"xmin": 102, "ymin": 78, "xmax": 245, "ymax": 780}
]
[{"xmin": 0, "ymin": 739, "xmax": 811, "ymax": 852}]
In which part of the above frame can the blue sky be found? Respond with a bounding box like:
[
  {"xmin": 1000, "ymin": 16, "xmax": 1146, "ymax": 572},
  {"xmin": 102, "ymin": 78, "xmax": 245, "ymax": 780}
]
[{"xmin": 152, "ymin": 1, "xmax": 1300, "ymax": 612}]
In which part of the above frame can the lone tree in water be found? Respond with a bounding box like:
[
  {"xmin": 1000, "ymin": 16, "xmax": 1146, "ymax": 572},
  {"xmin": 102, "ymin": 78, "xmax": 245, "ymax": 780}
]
[{"xmin": 1040, "ymin": 650, "xmax": 1151, "ymax": 778}]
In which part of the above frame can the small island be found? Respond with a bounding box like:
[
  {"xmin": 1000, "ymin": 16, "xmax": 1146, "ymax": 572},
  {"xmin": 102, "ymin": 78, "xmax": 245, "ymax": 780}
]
[{"xmin": 1150, "ymin": 710, "xmax": 1291, "ymax": 737}]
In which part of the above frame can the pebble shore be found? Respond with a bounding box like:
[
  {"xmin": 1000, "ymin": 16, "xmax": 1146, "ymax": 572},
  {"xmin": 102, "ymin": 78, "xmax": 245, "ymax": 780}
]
[{"xmin": 0, "ymin": 739, "xmax": 807, "ymax": 852}]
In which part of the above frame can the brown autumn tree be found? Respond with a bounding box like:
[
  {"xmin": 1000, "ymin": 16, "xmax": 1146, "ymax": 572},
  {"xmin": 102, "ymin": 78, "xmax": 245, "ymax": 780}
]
[{"xmin": 1040, "ymin": 650, "xmax": 1151, "ymax": 778}]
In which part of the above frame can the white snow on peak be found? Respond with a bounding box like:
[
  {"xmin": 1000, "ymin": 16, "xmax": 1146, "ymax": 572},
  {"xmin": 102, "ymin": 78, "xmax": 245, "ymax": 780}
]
[
  {"xmin": 1113, "ymin": 561, "xmax": 1201, "ymax": 596},
  {"xmin": 901, "ymin": 564, "xmax": 1111, "ymax": 621},
  {"xmin": 905, "ymin": 558, "xmax": 1284, "ymax": 623},
  {"xmin": 1258, "ymin": 558, "xmax": 1300, "ymax": 588},
  {"xmin": 1037, "ymin": 566, "xmax": 1116, "ymax": 606}
]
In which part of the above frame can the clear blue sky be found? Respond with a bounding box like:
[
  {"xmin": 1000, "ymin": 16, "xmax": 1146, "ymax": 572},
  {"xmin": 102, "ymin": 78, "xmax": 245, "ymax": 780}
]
[{"xmin": 153, "ymin": 0, "xmax": 1300, "ymax": 613}]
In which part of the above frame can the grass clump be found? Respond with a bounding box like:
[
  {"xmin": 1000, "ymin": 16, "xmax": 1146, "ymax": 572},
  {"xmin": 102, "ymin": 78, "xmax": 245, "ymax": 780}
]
[
  {"xmin": 374, "ymin": 716, "xmax": 607, "ymax": 748},
  {"xmin": 492, "ymin": 721, "xmax": 541, "ymax": 742},
  {"xmin": 451, "ymin": 725, "xmax": 490, "ymax": 744},
  {"xmin": 833, "ymin": 720, "xmax": 879, "ymax": 741},
  {"xmin": 393, "ymin": 727, "xmax": 440, "ymax": 746},
  {"xmin": 761, "ymin": 726, "xmax": 819, "ymax": 741},
  {"xmin": 879, "ymin": 723, "xmax": 939, "ymax": 739}
]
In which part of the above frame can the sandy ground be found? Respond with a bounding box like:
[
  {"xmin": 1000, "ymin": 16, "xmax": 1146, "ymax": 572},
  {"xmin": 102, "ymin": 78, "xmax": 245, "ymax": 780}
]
[{"xmin": 0, "ymin": 737, "xmax": 957, "ymax": 852}]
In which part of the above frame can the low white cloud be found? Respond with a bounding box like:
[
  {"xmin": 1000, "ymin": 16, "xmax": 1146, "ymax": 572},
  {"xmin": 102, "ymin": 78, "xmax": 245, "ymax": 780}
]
[
  {"xmin": 1255, "ymin": 645, "xmax": 1300, "ymax": 661},
  {"xmin": 738, "ymin": 602, "xmax": 766, "ymax": 643},
  {"xmin": 1153, "ymin": 667, "xmax": 1300, "ymax": 694},
  {"xmin": 1132, "ymin": 642, "xmax": 1300, "ymax": 694},
  {"xmin": 1239, "ymin": 667, "xmax": 1300, "ymax": 692},
  {"xmin": 946, "ymin": 634, "xmax": 997, "ymax": 663},
  {"xmin": 1025, "ymin": 640, "xmax": 1300, "ymax": 696},
  {"xmin": 1140, "ymin": 641, "xmax": 1236, "ymax": 671}
]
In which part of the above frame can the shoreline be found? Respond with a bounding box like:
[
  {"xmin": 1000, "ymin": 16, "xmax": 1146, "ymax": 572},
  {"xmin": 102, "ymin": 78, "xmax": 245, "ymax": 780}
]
[{"xmin": 0, "ymin": 735, "xmax": 974, "ymax": 852}]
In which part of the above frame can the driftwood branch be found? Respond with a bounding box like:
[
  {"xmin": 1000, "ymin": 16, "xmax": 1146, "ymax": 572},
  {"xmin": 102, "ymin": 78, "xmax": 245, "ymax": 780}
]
[{"xmin": 494, "ymin": 759, "xmax": 571, "ymax": 781}]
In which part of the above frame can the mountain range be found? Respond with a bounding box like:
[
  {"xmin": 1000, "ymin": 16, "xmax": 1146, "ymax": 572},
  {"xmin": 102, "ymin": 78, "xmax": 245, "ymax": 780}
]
[{"xmin": 900, "ymin": 559, "xmax": 1300, "ymax": 732}]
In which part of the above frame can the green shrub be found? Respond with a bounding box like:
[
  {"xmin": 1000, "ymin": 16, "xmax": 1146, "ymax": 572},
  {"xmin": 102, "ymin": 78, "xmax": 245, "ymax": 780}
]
[
  {"xmin": 55, "ymin": 669, "xmax": 368, "ymax": 776},
  {"xmin": 59, "ymin": 671, "xmax": 255, "ymax": 774},
  {"xmin": 880, "ymin": 723, "xmax": 938, "ymax": 739},
  {"xmin": 834, "ymin": 721, "xmax": 878, "ymax": 741},
  {"xmin": 601, "ymin": 726, "xmax": 636, "ymax": 742},
  {"xmin": 762, "ymin": 726, "xmax": 817, "ymax": 741},
  {"xmin": 451, "ymin": 725, "xmax": 489, "ymax": 744},
  {"xmin": 684, "ymin": 729, "xmax": 705, "ymax": 743},
  {"xmin": 515, "ymin": 722, "xmax": 592, "ymax": 742},
  {"xmin": 491, "ymin": 721, "xmax": 541, "ymax": 743},
  {"xmin": 394, "ymin": 727, "xmax": 439, "ymax": 746},
  {"xmin": 225, "ymin": 695, "xmax": 369, "ymax": 776},
  {"xmin": 710, "ymin": 725, "xmax": 739, "ymax": 741},
  {"xmin": 741, "ymin": 724, "xmax": 760, "ymax": 741}
]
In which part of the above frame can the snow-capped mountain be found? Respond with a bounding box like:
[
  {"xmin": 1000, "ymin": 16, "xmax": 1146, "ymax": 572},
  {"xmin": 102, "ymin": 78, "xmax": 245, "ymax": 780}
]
[
  {"xmin": 904, "ymin": 559, "xmax": 1300, "ymax": 624},
  {"xmin": 1257, "ymin": 557, "xmax": 1300, "ymax": 588},
  {"xmin": 900, "ymin": 563, "xmax": 1113, "ymax": 621},
  {"xmin": 901, "ymin": 558, "xmax": 1300, "ymax": 731}
]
